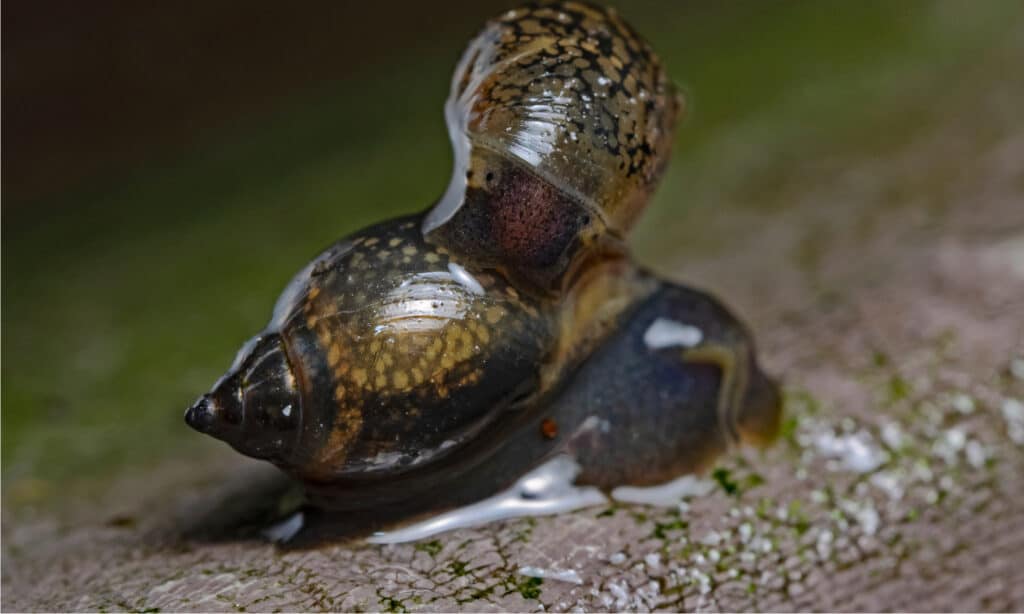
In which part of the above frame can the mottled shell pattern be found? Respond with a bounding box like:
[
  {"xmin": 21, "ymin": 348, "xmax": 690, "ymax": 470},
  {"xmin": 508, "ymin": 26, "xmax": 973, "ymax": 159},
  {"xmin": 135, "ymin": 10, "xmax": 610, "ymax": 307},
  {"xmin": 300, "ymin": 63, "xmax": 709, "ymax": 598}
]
[{"xmin": 426, "ymin": 1, "xmax": 681, "ymax": 292}]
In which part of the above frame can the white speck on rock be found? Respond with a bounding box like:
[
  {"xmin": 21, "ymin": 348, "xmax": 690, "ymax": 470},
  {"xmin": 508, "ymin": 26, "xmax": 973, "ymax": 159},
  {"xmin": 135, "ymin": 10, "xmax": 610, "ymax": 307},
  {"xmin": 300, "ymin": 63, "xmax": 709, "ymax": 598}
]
[
  {"xmin": 912, "ymin": 460, "xmax": 934, "ymax": 482},
  {"xmin": 933, "ymin": 428, "xmax": 967, "ymax": 465},
  {"xmin": 1003, "ymin": 398, "xmax": 1024, "ymax": 421},
  {"xmin": 518, "ymin": 566, "xmax": 583, "ymax": 585},
  {"xmin": 691, "ymin": 569, "xmax": 712, "ymax": 595},
  {"xmin": 881, "ymin": 422, "xmax": 903, "ymax": 449},
  {"xmin": 1011, "ymin": 357, "xmax": 1024, "ymax": 381},
  {"xmin": 607, "ymin": 581, "xmax": 631, "ymax": 610},
  {"xmin": 815, "ymin": 429, "xmax": 887, "ymax": 473},
  {"xmin": 965, "ymin": 439, "xmax": 988, "ymax": 468},
  {"xmin": 752, "ymin": 537, "xmax": 773, "ymax": 553},
  {"xmin": 858, "ymin": 506, "xmax": 880, "ymax": 536},
  {"xmin": 946, "ymin": 428, "xmax": 966, "ymax": 450},
  {"xmin": 149, "ymin": 578, "xmax": 183, "ymax": 595},
  {"xmin": 840, "ymin": 499, "xmax": 880, "ymax": 536},
  {"xmin": 816, "ymin": 529, "xmax": 834, "ymax": 560},
  {"xmin": 981, "ymin": 235, "xmax": 1024, "ymax": 279},
  {"xmin": 1001, "ymin": 398, "xmax": 1024, "ymax": 444},
  {"xmin": 869, "ymin": 471, "xmax": 904, "ymax": 500},
  {"xmin": 951, "ymin": 393, "xmax": 975, "ymax": 414},
  {"xmin": 701, "ymin": 531, "xmax": 722, "ymax": 546}
]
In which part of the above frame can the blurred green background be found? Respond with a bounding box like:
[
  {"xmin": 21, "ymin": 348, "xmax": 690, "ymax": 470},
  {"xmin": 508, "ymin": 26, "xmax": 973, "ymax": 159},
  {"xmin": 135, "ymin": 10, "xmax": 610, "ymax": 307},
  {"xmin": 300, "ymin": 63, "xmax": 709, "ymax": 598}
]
[{"xmin": 3, "ymin": 1, "xmax": 1021, "ymax": 506}]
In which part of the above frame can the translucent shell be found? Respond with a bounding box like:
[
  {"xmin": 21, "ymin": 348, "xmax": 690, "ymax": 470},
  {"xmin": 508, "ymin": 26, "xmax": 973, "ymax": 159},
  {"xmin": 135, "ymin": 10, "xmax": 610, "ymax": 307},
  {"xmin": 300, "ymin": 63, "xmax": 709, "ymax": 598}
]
[
  {"xmin": 426, "ymin": 2, "xmax": 681, "ymax": 247},
  {"xmin": 279, "ymin": 218, "xmax": 557, "ymax": 481}
]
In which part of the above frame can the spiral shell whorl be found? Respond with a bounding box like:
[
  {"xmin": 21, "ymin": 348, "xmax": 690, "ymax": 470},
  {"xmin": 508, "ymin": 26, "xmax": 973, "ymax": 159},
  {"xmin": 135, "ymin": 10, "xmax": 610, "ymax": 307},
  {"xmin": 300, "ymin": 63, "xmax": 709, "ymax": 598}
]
[{"xmin": 430, "ymin": 1, "xmax": 680, "ymax": 237}]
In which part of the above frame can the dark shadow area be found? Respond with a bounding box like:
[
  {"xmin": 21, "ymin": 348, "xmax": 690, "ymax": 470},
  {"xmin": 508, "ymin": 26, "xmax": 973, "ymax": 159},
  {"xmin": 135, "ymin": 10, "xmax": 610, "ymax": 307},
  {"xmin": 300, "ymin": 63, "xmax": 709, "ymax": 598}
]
[
  {"xmin": 173, "ymin": 465, "xmax": 431, "ymax": 550},
  {"xmin": 176, "ymin": 468, "xmax": 295, "ymax": 544}
]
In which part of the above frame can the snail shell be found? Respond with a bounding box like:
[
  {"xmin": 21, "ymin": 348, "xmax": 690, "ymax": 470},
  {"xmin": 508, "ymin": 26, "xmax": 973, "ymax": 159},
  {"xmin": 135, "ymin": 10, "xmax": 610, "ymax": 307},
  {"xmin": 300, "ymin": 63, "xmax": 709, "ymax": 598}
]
[
  {"xmin": 187, "ymin": 215, "xmax": 559, "ymax": 483},
  {"xmin": 185, "ymin": 2, "xmax": 779, "ymax": 538},
  {"xmin": 425, "ymin": 1, "xmax": 681, "ymax": 291}
]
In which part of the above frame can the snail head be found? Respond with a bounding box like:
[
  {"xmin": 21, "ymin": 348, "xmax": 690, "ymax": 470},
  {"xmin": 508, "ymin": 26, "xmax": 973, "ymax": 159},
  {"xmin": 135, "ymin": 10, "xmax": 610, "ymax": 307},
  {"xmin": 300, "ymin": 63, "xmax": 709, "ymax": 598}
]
[{"xmin": 424, "ymin": 1, "xmax": 682, "ymax": 292}]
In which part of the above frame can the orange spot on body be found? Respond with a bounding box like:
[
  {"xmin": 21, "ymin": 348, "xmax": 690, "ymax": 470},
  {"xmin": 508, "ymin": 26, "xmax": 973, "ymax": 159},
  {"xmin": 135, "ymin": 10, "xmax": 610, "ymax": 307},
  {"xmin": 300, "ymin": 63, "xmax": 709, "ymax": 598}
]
[{"xmin": 541, "ymin": 418, "xmax": 558, "ymax": 440}]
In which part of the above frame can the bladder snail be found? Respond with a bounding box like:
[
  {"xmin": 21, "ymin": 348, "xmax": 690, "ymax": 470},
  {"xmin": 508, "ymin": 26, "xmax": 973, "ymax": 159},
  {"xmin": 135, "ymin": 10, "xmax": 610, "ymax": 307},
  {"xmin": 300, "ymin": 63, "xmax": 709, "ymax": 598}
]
[{"xmin": 185, "ymin": 2, "xmax": 781, "ymax": 542}]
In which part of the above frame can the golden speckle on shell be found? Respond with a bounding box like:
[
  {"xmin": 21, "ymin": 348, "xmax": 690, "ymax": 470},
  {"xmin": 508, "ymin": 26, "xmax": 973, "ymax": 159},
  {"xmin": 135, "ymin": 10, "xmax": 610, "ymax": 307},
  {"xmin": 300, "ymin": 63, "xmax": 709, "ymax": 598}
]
[
  {"xmin": 393, "ymin": 371, "xmax": 410, "ymax": 390},
  {"xmin": 351, "ymin": 368, "xmax": 368, "ymax": 388},
  {"xmin": 485, "ymin": 306, "xmax": 506, "ymax": 324}
]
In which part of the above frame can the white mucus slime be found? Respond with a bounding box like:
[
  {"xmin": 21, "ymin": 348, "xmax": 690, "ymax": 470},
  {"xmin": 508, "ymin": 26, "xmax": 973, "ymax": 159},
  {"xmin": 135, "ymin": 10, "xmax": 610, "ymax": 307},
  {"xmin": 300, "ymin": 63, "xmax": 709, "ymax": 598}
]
[
  {"xmin": 263, "ymin": 511, "xmax": 305, "ymax": 543},
  {"xmin": 611, "ymin": 474, "xmax": 716, "ymax": 506},
  {"xmin": 366, "ymin": 455, "xmax": 606, "ymax": 544},
  {"xmin": 364, "ymin": 455, "xmax": 718, "ymax": 544}
]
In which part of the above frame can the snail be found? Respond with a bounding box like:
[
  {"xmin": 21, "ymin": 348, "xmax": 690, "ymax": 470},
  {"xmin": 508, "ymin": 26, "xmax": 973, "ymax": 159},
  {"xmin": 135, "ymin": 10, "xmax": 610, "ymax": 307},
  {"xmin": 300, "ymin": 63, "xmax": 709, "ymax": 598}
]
[{"xmin": 185, "ymin": 1, "xmax": 780, "ymax": 543}]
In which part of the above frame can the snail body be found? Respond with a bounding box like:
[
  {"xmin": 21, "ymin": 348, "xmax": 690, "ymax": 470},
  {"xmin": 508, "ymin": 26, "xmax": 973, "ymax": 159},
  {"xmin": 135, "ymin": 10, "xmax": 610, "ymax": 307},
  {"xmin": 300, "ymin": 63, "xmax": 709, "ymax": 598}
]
[{"xmin": 185, "ymin": 2, "xmax": 780, "ymax": 542}]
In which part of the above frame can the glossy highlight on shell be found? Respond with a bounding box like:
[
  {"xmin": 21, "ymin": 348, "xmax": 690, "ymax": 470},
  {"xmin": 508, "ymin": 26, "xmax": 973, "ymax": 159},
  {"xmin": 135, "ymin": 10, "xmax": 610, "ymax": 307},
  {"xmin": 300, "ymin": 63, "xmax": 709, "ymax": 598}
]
[{"xmin": 185, "ymin": 1, "xmax": 781, "ymax": 544}]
